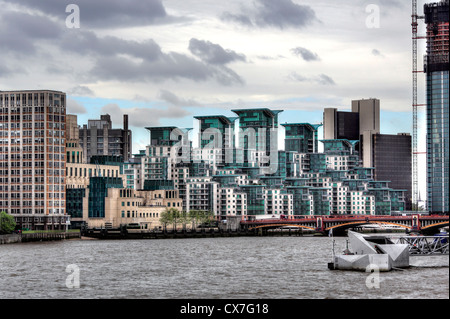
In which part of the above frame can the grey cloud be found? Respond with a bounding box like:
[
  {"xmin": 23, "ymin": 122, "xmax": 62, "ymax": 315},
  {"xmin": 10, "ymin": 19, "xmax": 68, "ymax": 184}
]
[
  {"xmin": 257, "ymin": 55, "xmax": 286, "ymax": 61},
  {"xmin": 159, "ymin": 90, "xmax": 203, "ymax": 107},
  {"xmin": 372, "ymin": 0, "xmax": 405, "ymax": 8},
  {"xmin": 3, "ymin": 0, "xmax": 170, "ymax": 29},
  {"xmin": 372, "ymin": 49, "xmax": 385, "ymax": 57},
  {"xmin": 0, "ymin": 5, "xmax": 246, "ymax": 88},
  {"xmin": 288, "ymin": 72, "xmax": 336, "ymax": 85},
  {"xmin": 67, "ymin": 99, "xmax": 87, "ymax": 114},
  {"xmin": 101, "ymin": 103, "xmax": 191, "ymax": 128},
  {"xmin": 221, "ymin": 12, "xmax": 254, "ymax": 26},
  {"xmin": 60, "ymin": 31, "xmax": 163, "ymax": 60},
  {"xmin": 68, "ymin": 86, "xmax": 95, "ymax": 97},
  {"xmin": 291, "ymin": 47, "xmax": 320, "ymax": 61},
  {"xmin": 221, "ymin": 0, "xmax": 318, "ymax": 29},
  {"xmin": 0, "ymin": 10, "xmax": 62, "ymax": 54},
  {"xmin": 316, "ymin": 74, "xmax": 336, "ymax": 86},
  {"xmin": 254, "ymin": 0, "xmax": 317, "ymax": 29},
  {"xmin": 288, "ymin": 72, "xmax": 309, "ymax": 82},
  {"xmin": 189, "ymin": 39, "xmax": 247, "ymax": 65},
  {"xmin": 0, "ymin": 9, "xmax": 244, "ymax": 87},
  {"xmin": 88, "ymin": 50, "xmax": 244, "ymax": 86},
  {"xmin": 56, "ymin": 29, "xmax": 245, "ymax": 86},
  {"xmin": 0, "ymin": 64, "xmax": 11, "ymax": 76},
  {"xmin": 46, "ymin": 64, "xmax": 74, "ymax": 75}
]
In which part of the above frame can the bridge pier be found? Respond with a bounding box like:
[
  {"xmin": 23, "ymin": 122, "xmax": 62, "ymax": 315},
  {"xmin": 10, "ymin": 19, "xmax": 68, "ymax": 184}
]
[
  {"xmin": 316, "ymin": 217, "xmax": 324, "ymax": 234},
  {"xmin": 411, "ymin": 215, "xmax": 421, "ymax": 233}
]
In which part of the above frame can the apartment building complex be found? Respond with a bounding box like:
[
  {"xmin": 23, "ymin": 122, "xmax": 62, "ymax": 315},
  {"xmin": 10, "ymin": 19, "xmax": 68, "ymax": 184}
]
[
  {"xmin": 0, "ymin": 88, "xmax": 410, "ymax": 230},
  {"xmin": 130, "ymin": 107, "xmax": 407, "ymax": 219}
]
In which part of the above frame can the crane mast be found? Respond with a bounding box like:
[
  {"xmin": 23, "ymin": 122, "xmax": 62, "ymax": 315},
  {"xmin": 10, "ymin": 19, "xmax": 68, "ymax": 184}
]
[{"xmin": 411, "ymin": 0, "xmax": 424, "ymax": 210}]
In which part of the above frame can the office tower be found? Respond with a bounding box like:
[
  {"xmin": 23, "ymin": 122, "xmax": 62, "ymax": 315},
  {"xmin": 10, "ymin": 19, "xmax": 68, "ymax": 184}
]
[
  {"xmin": 194, "ymin": 115, "xmax": 238, "ymax": 167},
  {"xmin": 323, "ymin": 108, "xmax": 360, "ymax": 140},
  {"xmin": 323, "ymin": 99, "xmax": 379, "ymax": 141},
  {"xmin": 424, "ymin": 0, "xmax": 449, "ymax": 214},
  {"xmin": 79, "ymin": 114, "xmax": 132, "ymax": 163},
  {"xmin": 351, "ymin": 98, "xmax": 381, "ymax": 135},
  {"xmin": 282, "ymin": 123, "xmax": 322, "ymax": 153},
  {"xmin": 0, "ymin": 90, "xmax": 68, "ymax": 230},
  {"xmin": 360, "ymin": 133, "xmax": 412, "ymax": 209},
  {"xmin": 232, "ymin": 108, "xmax": 283, "ymax": 169}
]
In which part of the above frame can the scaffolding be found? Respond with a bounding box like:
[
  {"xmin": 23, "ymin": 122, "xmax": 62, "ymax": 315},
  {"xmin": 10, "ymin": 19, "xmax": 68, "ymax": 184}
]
[{"xmin": 411, "ymin": 0, "xmax": 425, "ymax": 210}]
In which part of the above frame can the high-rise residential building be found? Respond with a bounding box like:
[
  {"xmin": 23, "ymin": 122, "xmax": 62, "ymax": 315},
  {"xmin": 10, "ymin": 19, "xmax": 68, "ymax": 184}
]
[
  {"xmin": 232, "ymin": 108, "xmax": 283, "ymax": 170},
  {"xmin": 282, "ymin": 123, "xmax": 322, "ymax": 153},
  {"xmin": 424, "ymin": 0, "xmax": 449, "ymax": 214},
  {"xmin": 79, "ymin": 114, "xmax": 132, "ymax": 163},
  {"xmin": 360, "ymin": 133, "xmax": 412, "ymax": 209},
  {"xmin": 0, "ymin": 90, "xmax": 68, "ymax": 230},
  {"xmin": 144, "ymin": 126, "xmax": 192, "ymax": 180},
  {"xmin": 194, "ymin": 115, "xmax": 238, "ymax": 167}
]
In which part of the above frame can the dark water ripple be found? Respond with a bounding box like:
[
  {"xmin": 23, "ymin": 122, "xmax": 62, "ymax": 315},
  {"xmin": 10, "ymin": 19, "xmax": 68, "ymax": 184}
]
[{"xmin": 0, "ymin": 236, "xmax": 448, "ymax": 299}]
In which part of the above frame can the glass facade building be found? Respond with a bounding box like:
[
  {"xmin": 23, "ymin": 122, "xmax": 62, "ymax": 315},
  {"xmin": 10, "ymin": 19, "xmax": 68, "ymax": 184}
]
[
  {"xmin": 424, "ymin": 0, "xmax": 449, "ymax": 214},
  {"xmin": 232, "ymin": 108, "xmax": 283, "ymax": 168},
  {"xmin": 426, "ymin": 70, "xmax": 449, "ymax": 214},
  {"xmin": 88, "ymin": 176, "xmax": 123, "ymax": 218},
  {"xmin": 282, "ymin": 123, "xmax": 322, "ymax": 154},
  {"xmin": 194, "ymin": 115, "xmax": 237, "ymax": 166},
  {"xmin": 362, "ymin": 133, "xmax": 412, "ymax": 210}
]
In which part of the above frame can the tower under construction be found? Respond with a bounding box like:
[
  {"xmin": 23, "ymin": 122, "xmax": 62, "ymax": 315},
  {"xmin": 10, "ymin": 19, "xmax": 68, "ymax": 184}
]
[{"xmin": 424, "ymin": 0, "xmax": 449, "ymax": 214}]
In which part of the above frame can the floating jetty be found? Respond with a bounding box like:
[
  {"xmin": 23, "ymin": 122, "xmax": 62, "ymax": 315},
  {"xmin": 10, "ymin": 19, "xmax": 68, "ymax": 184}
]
[{"xmin": 328, "ymin": 231, "xmax": 410, "ymax": 272}]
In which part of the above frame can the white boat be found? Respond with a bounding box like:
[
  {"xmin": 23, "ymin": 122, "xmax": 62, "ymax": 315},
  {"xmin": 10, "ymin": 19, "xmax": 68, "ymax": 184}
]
[
  {"xmin": 360, "ymin": 224, "xmax": 405, "ymax": 231},
  {"xmin": 329, "ymin": 231, "xmax": 410, "ymax": 272}
]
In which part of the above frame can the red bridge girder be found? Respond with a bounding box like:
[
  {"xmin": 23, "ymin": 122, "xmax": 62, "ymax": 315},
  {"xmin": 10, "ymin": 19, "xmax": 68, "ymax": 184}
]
[{"xmin": 240, "ymin": 215, "xmax": 449, "ymax": 234}]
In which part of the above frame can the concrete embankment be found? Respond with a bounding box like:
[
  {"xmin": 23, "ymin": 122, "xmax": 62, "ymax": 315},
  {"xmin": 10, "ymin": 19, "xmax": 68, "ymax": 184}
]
[
  {"xmin": 0, "ymin": 232, "xmax": 81, "ymax": 245},
  {"xmin": 0, "ymin": 234, "xmax": 22, "ymax": 245}
]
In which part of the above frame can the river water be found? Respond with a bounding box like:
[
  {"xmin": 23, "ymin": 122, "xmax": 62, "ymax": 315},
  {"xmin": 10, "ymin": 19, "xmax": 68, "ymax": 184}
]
[{"xmin": 0, "ymin": 235, "xmax": 448, "ymax": 299}]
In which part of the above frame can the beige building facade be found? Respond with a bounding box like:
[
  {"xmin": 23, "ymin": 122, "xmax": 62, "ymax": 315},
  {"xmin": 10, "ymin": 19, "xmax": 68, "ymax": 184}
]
[{"xmin": 84, "ymin": 188, "xmax": 183, "ymax": 230}]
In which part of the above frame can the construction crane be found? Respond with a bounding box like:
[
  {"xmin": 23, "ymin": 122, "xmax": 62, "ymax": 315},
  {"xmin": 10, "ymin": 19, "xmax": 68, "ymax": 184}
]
[{"xmin": 411, "ymin": 0, "xmax": 425, "ymax": 210}]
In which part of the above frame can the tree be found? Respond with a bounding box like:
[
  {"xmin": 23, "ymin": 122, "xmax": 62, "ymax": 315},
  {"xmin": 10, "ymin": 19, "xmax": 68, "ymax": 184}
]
[
  {"xmin": 179, "ymin": 211, "xmax": 190, "ymax": 231},
  {"xmin": 169, "ymin": 208, "xmax": 181, "ymax": 231},
  {"xmin": 0, "ymin": 211, "xmax": 16, "ymax": 234},
  {"xmin": 197, "ymin": 210, "xmax": 215, "ymax": 227},
  {"xmin": 161, "ymin": 208, "xmax": 183, "ymax": 232},
  {"xmin": 189, "ymin": 210, "xmax": 201, "ymax": 229},
  {"xmin": 159, "ymin": 209, "xmax": 172, "ymax": 233},
  {"xmin": 202, "ymin": 211, "xmax": 215, "ymax": 227}
]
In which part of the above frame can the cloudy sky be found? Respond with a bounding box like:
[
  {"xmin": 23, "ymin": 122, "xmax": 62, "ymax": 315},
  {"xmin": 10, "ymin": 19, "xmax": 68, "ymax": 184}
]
[{"xmin": 0, "ymin": 0, "xmax": 430, "ymax": 190}]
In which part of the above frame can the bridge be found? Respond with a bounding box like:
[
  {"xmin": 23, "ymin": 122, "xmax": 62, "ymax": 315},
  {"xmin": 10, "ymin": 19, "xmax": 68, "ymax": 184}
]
[{"xmin": 240, "ymin": 215, "xmax": 449, "ymax": 236}]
